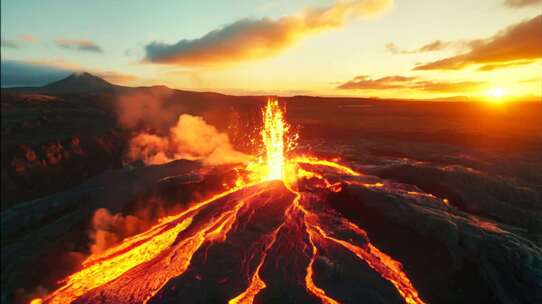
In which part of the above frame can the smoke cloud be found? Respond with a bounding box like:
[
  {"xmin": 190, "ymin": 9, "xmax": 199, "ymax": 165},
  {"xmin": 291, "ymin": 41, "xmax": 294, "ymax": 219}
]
[
  {"xmin": 88, "ymin": 196, "xmax": 179, "ymax": 255},
  {"xmin": 89, "ymin": 208, "xmax": 146, "ymax": 255},
  {"xmin": 127, "ymin": 114, "xmax": 250, "ymax": 166},
  {"xmin": 116, "ymin": 87, "xmax": 178, "ymax": 130}
]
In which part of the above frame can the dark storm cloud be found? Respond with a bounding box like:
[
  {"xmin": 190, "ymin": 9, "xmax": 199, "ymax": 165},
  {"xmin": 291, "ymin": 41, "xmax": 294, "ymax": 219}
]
[
  {"xmin": 55, "ymin": 38, "xmax": 103, "ymax": 53},
  {"xmin": 503, "ymin": 0, "xmax": 542, "ymax": 8},
  {"xmin": 337, "ymin": 74, "xmax": 483, "ymax": 92},
  {"xmin": 0, "ymin": 60, "xmax": 71, "ymax": 87},
  {"xmin": 144, "ymin": 0, "xmax": 393, "ymax": 67},
  {"xmin": 414, "ymin": 15, "xmax": 542, "ymax": 70}
]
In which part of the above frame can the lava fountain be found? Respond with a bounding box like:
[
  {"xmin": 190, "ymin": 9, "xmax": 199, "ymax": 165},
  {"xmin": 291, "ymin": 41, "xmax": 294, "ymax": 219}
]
[
  {"xmin": 32, "ymin": 99, "xmax": 426, "ymax": 304},
  {"xmin": 262, "ymin": 99, "xmax": 285, "ymax": 181}
]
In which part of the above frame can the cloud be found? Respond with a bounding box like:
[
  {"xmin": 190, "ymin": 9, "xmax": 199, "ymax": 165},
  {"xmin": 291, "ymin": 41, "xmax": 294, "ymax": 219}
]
[
  {"xmin": 416, "ymin": 40, "xmax": 453, "ymax": 52},
  {"xmin": 337, "ymin": 74, "xmax": 484, "ymax": 93},
  {"xmin": 414, "ymin": 15, "xmax": 542, "ymax": 70},
  {"xmin": 384, "ymin": 42, "xmax": 402, "ymax": 54},
  {"xmin": 477, "ymin": 60, "xmax": 535, "ymax": 71},
  {"xmin": 145, "ymin": 0, "xmax": 393, "ymax": 66},
  {"xmin": 386, "ymin": 40, "xmax": 453, "ymax": 54},
  {"xmin": 55, "ymin": 38, "xmax": 103, "ymax": 53},
  {"xmin": 411, "ymin": 80, "xmax": 484, "ymax": 92},
  {"xmin": 386, "ymin": 39, "xmax": 483, "ymax": 55},
  {"xmin": 1, "ymin": 35, "xmax": 39, "ymax": 49},
  {"xmin": 127, "ymin": 114, "xmax": 250, "ymax": 166},
  {"xmin": 1, "ymin": 39, "xmax": 19, "ymax": 49},
  {"xmin": 1, "ymin": 59, "xmax": 136, "ymax": 87},
  {"xmin": 338, "ymin": 75, "xmax": 417, "ymax": 89},
  {"xmin": 503, "ymin": 0, "xmax": 542, "ymax": 8},
  {"xmin": 18, "ymin": 34, "xmax": 38, "ymax": 43}
]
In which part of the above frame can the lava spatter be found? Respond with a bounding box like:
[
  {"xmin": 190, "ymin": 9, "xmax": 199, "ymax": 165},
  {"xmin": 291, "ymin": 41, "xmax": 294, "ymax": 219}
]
[{"xmin": 33, "ymin": 99, "xmax": 425, "ymax": 304}]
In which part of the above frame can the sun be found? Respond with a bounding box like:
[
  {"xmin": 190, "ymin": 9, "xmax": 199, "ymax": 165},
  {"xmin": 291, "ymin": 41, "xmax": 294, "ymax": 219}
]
[{"xmin": 486, "ymin": 87, "xmax": 506, "ymax": 101}]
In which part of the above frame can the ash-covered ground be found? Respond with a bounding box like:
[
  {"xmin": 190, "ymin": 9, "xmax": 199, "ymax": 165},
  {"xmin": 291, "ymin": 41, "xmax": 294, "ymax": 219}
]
[{"xmin": 1, "ymin": 74, "xmax": 541, "ymax": 304}]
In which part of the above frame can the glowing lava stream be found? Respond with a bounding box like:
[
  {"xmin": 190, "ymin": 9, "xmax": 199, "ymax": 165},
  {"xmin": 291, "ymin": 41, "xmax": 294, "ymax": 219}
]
[
  {"xmin": 227, "ymin": 225, "xmax": 283, "ymax": 304},
  {"xmin": 34, "ymin": 99, "xmax": 425, "ymax": 304}
]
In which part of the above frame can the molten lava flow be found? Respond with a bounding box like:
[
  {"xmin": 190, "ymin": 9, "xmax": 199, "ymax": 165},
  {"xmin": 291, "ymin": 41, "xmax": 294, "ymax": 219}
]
[
  {"xmin": 33, "ymin": 98, "xmax": 426, "ymax": 304},
  {"xmin": 311, "ymin": 222, "xmax": 424, "ymax": 304},
  {"xmin": 305, "ymin": 228, "xmax": 340, "ymax": 304},
  {"xmin": 46, "ymin": 218, "xmax": 193, "ymax": 304},
  {"xmin": 228, "ymin": 226, "xmax": 282, "ymax": 304}
]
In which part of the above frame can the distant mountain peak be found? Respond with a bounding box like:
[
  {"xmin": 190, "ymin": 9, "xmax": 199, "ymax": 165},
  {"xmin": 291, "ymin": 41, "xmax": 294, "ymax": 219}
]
[
  {"xmin": 42, "ymin": 72, "xmax": 114, "ymax": 93},
  {"xmin": 72, "ymin": 71, "xmax": 99, "ymax": 78}
]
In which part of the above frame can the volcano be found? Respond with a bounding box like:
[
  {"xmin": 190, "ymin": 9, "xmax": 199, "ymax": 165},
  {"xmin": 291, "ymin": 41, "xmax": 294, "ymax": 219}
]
[
  {"xmin": 30, "ymin": 100, "xmax": 424, "ymax": 304},
  {"xmin": 41, "ymin": 72, "xmax": 115, "ymax": 93},
  {"xmin": 24, "ymin": 100, "xmax": 540, "ymax": 304}
]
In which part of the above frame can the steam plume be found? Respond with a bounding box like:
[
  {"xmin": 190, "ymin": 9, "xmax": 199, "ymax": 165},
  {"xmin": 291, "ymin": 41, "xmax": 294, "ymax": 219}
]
[{"xmin": 127, "ymin": 114, "xmax": 250, "ymax": 166}]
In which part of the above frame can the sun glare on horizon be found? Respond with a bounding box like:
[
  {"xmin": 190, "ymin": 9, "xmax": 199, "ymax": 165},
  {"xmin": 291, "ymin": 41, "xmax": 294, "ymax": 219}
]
[{"xmin": 486, "ymin": 87, "xmax": 507, "ymax": 102}]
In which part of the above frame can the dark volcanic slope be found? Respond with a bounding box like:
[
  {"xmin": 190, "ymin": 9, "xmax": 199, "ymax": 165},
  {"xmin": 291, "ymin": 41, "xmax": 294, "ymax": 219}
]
[
  {"xmin": 1, "ymin": 89, "xmax": 122, "ymax": 208},
  {"xmin": 1, "ymin": 158, "xmax": 541, "ymax": 304}
]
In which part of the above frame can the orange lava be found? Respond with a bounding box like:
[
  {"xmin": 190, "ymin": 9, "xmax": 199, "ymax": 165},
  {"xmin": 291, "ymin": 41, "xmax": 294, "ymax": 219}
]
[
  {"xmin": 32, "ymin": 98, "xmax": 425, "ymax": 304},
  {"xmin": 312, "ymin": 222, "xmax": 425, "ymax": 304},
  {"xmin": 228, "ymin": 226, "xmax": 282, "ymax": 304},
  {"xmin": 305, "ymin": 227, "xmax": 340, "ymax": 304}
]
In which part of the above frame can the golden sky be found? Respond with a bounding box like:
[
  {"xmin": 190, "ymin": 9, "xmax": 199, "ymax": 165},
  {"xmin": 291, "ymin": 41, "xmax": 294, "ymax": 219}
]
[{"xmin": 1, "ymin": 0, "xmax": 541, "ymax": 100}]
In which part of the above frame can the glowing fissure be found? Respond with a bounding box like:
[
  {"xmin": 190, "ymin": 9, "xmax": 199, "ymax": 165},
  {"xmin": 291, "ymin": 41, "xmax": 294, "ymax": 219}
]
[
  {"xmin": 228, "ymin": 225, "xmax": 283, "ymax": 304},
  {"xmin": 137, "ymin": 193, "xmax": 255, "ymax": 304},
  {"xmin": 312, "ymin": 223, "xmax": 425, "ymax": 304},
  {"xmin": 305, "ymin": 224, "xmax": 340, "ymax": 304},
  {"xmin": 33, "ymin": 99, "xmax": 425, "ymax": 304}
]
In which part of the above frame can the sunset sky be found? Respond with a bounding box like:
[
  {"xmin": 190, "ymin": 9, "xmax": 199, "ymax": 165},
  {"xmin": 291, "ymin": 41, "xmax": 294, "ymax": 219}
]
[{"xmin": 1, "ymin": 0, "xmax": 541, "ymax": 100}]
